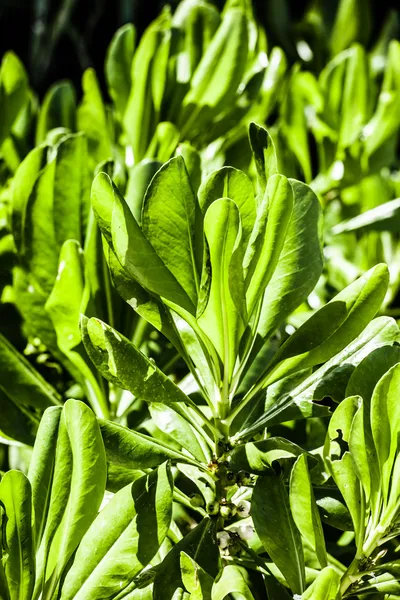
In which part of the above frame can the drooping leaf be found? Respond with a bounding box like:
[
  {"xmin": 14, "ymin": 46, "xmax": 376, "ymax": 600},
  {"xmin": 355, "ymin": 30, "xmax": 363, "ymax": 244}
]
[
  {"xmin": 252, "ymin": 473, "xmax": 305, "ymax": 595},
  {"xmin": 81, "ymin": 316, "xmax": 191, "ymax": 407},
  {"xmin": 99, "ymin": 418, "xmax": 202, "ymax": 471},
  {"xmin": 290, "ymin": 454, "xmax": 327, "ymax": 568}
]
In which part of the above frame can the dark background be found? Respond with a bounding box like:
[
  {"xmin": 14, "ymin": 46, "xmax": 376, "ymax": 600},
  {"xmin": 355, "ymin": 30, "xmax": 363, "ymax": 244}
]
[{"xmin": 0, "ymin": 0, "xmax": 398, "ymax": 96}]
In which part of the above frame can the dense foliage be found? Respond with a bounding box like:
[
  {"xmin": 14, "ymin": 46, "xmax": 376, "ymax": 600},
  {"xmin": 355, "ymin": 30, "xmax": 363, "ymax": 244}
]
[{"xmin": 0, "ymin": 0, "xmax": 400, "ymax": 598}]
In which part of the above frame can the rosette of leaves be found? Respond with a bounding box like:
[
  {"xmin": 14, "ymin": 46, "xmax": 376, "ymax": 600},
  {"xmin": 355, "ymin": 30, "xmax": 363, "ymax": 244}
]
[{"xmin": 71, "ymin": 122, "xmax": 400, "ymax": 597}]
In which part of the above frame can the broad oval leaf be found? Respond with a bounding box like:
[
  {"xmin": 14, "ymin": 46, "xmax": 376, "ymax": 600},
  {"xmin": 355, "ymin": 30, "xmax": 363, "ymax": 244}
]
[
  {"xmin": 301, "ymin": 567, "xmax": 341, "ymax": 599},
  {"xmin": 212, "ymin": 565, "xmax": 254, "ymax": 600}
]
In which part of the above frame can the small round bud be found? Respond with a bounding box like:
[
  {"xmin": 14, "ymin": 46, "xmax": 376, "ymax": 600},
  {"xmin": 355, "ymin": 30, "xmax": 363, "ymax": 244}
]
[
  {"xmin": 220, "ymin": 503, "xmax": 237, "ymax": 519},
  {"xmin": 206, "ymin": 501, "xmax": 220, "ymax": 515},
  {"xmin": 237, "ymin": 471, "xmax": 253, "ymax": 486},
  {"xmin": 190, "ymin": 494, "xmax": 205, "ymax": 508}
]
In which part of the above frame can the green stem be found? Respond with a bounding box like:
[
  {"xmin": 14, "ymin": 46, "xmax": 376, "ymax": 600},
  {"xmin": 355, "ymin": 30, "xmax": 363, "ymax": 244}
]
[{"xmin": 132, "ymin": 316, "xmax": 151, "ymax": 349}]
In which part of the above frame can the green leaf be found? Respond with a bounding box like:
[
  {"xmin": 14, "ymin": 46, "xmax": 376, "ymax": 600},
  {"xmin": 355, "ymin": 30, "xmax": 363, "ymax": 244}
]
[
  {"xmin": 35, "ymin": 400, "xmax": 106, "ymax": 599},
  {"xmin": 371, "ymin": 363, "xmax": 400, "ymax": 510},
  {"xmin": 248, "ymin": 122, "xmax": 278, "ymax": 194},
  {"xmin": 123, "ymin": 13, "xmax": 168, "ymax": 162},
  {"xmin": 45, "ymin": 240, "xmax": 108, "ymax": 418},
  {"xmin": 149, "ymin": 403, "xmax": 209, "ymax": 462},
  {"xmin": 180, "ymin": 552, "xmax": 214, "ymax": 600},
  {"xmin": 142, "ymin": 156, "xmax": 199, "ymax": 307},
  {"xmin": 324, "ymin": 397, "xmax": 365, "ymax": 542},
  {"xmin": 236, "ymin": 317, "xmax": 399, "ymax": 440},
  {"xmin": 212, "ymin": 565, "xmax": 255, "ymax": 600},
  {"xmin": 81, "ymin": 316, "xmax": 191, "ymax": 407},
  {"xmin": 36, "ymin": 81, "xmax": 76, "ymax": 144},
  {"xmin": 27, "ymin": 406, "xmax": 62, "ymax": 548},
  {"xmin": 255, "ymin": 179, "xmax": 322, "ymax": 344},
  {"xmin": 11, "ymin": 144, "xmax": 48, "ymax": 255},
  {"xmin": 145, "ymin": 122, "xmax": 180, "ymax": 163},
  {"xmin": 264, "ymin": 264, "xmax": 389, "ymax": 386},
  {"xmin": 0, "ymin": 332, "xmax": 61, "ymax": 444},
  {"xmin": 332, "ymin": 197, "xmax": 400, "ymax": 235},
  {"xmin": 337, "ymin": 44, "xmax": 368, "ymax": 149},
  {"xmin": 290, "ymin": 454, "xmax": 328, "ymax": 568},
  {"xmin": 60, "ymin": 463, "xmax": 173, "ymax": 600},
  {"xmin": 95, "ymin": 172, "xmax": 195, "ymax": 313},
  {"xmin": 228, "ymin": 437, "xmax": 313, "ymax": 475},
  {"xmin": 104, "ymin": 244, "xmax": 182, "ymax": 349},
  {"xmin": 125, "ymin": 159, "xmax": 162, "ymax": 224},
  {"xmin": 153, "ymin": 517, "xmax": 219, "ymax": 600},
  {"xmin": 198, "ymin": 166, "xmax": 256, "ymax": 248},
  {"xmin": 0, "ymin": 470, "xmax": 35, "ymax": 600},
  {"xmin": 0, "ymin": 52, "xmax": 29, "ymax": 146},
  {"xmin": 180, "ymin": 8, "xmax": 248, "ymax": 135},
  {"xmin": 244, "ymin": 174, "xmax": 293, "ymax": 316},
  {"xmin": 77, "ymin": 68, "xmax": 111, "ymax": 166},
  {"xmin": 364, "ymin": 40, "xmax": 400, "ymax": 157},
  {"xmin": 99, "ymin": 419, "xmax": 202, "ymax": 470},
  {"xmin": 301, "ymin": 567, "xmax": 341, "ymax": 599},
  {"xmin": 105, "ymin": 23, "xmax": 136, "ymax": 119},
  {"xmin": 346, "ymin": 345, "xmax": 400, "ymax": 402},
  {"xmin": 198, "ymin": 198, "xmax": 246, "ymax": 380},
  {"xmin": 330, "ymin": 0, "xmax": 371, "ymax": 56},
  {"xmin": 252, "ymin": 473, "xmax": 305, "ymax": 594}
]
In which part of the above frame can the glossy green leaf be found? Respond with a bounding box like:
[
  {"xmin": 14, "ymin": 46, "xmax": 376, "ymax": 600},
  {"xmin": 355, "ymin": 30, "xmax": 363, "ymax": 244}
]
[
  {"xmin": 252, "ymin": 473, "xmax": 305, "ymax": 594},
  {"xmin": 332, "ymin": 197, "xmax": 400, "ymax": 234},
  {"xmin": 96, "ymin": 172, "xmax": 195, "ymax": 313},
  {"xmin": 142, "ymin": 156, "xmax": 199, "ymax": 307},
  {"xmin": 153, "ymin": 517, "xmax": 219, "ymax": 600},
  {"xmin": 36, "ymin": 81, "xmax": 76, "ymax": 144},
  {"xmin": 229, "ymin": 437, "xmax": 312, "ymax": 475},
  {"xmin": 11, "ymin": 144, "xmax": 48, "ymax": 254},
  {"xmin": 198, "ymin": 166, "xmax": 256, "ymax": 248},
  {"xmin": 0, "ymin": 51, "xmax": 29, "ymax": 146},
  {"xmin": 99, "ymin": 418, "xmax": 202, "ymax": 470},
  {"xmin": 248, "ymin": 122, "xmax": 278, "ymax": 193},
  {"xmin": 198, "ymin": 198, "xmax": 246, "ymax": 381},
  {"xmin": 0, "ymin": 470, "xmax": 35, "ymax": 600},
  {"xmin": 81, "ymin": 316, "xmax": 191, "ymax": 406},
  {"xmin": 371, "ymin": 363, "xmax": 400, "ymax": 509},
  {"xmin": 60, "ymin": 463, "xmax": 173, "ymax": 600},
  {"xmin": 180, "ymin": 8, "xmax": 248, "ymax": 135},
  {"xmin": 255, "ymin": 179, "xmax": 322, "ymax": 345},
  {"xmin": 264, "ymin": 264, "xmax": 389, "ymax": 386},
  {"xmin": 212, "ymin": 565, "xmax": 254, "ymax": 600},
  {"xmin": 145, "ymin": 122, "xmax": 180, "ymax": 163},
  {"xmin": 290, "ymin": 454, "xmax": 327, "ymax": 568},
  {"xmin": 124, "ymin": 13, "xmax": 168, "ymax": 162},
  {"xmin": 236, "ymin": 317, "xmax": 399, "ymax": 440},
  {"xmin": 77, "ymin": 68, "xmax": 111, "ymax": 166},
  {"xmin": 301, "ymin": 567, "xmax": 341, "ymax": 599},
  {"xmin": 364, "ymin": 40, "xmax": 400, "ymax": 157},
  {"xmin": 105, "ymin": 23, "xmax": 136, "ymax": 119},
  {"xmin": 27, "ymin": 406, "xmax": 62, "ymax": 548},
  {"xmin": 125, "ymin": 159, "xmax": 162, "ymax": 224},
  {"xmin": 149, "ymin": 403, "xmax": 208, "ymax": 462},
  {"xmin": 244, "ymin": 174, "xmax": 292, "ymax": 316},
  {"xmin": 180, "ymin": 552, "xmax": 214, "ymax": 600},
  {"xmin": 35, "ymin": 400, "xmax": 106, "ymax": 599},
  {"xmin": 338, "ymin": 44, "xmax": 368, "ymax": 149}
]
